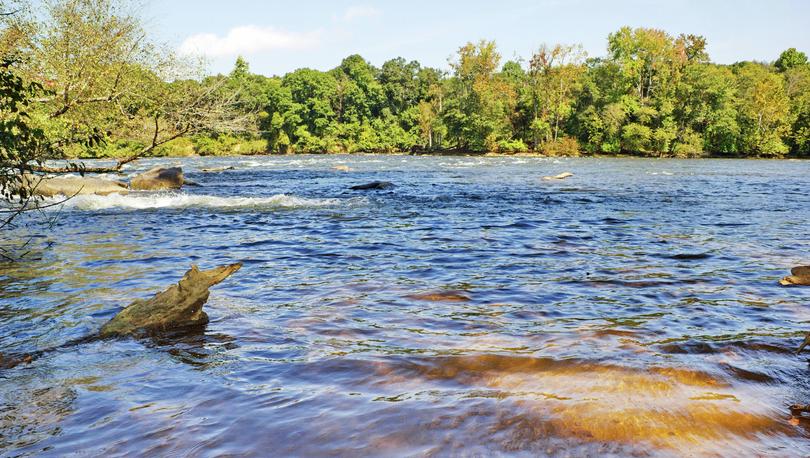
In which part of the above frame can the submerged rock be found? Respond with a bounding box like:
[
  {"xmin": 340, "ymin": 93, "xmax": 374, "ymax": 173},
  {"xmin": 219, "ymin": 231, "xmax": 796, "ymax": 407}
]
[
  {"xmin": 350, "ymin": 181, "xmax": 395, "ymax": 191},
  {"xmin": 99, "ymin": 262, "xmax": 242, "ymax": 338},
  {"xmin": 542, "ymin": 172, "xmax": 574, "ymax": 181},
  {"xmin": 25, "ymin": 174, "xmax": 129, "ymax": 197},
  {"xmin": 667, "ymin": 252, "xmax": 713, "ymax": 260},
  {"xmin": 201, "ymin": 166, "xmax": 235, "ymax": 173},
  {"xmin": 130, "ymin": 166, "xmax": 185, "ymax": 191},
  {"xmin": 0, "ymin": 352, "xmax": 31, "ymax": 369},
  {"xmin": 333, "ymin": 165, "xmax": 353, "ymax": 172},
  {"xmin": 406, "ymin": 291, "xmax": 472, "ymax": 302},
  {"xmin": 779, "ymin": 266, "xmax": 810, "ymax": 286}
]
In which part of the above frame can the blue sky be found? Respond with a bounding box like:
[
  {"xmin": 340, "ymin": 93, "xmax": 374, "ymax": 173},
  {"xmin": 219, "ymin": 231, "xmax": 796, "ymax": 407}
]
[{"xmin": 144, "ymin": 0, "xmax": 810, "ymax": 76}]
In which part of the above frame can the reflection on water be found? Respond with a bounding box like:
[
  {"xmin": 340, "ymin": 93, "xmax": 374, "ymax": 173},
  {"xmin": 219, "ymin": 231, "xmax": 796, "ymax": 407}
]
[
  {"xmin": 371, "ymin": 354, "xmax": 788, "ymax": 453},
  {"xmin": 1, "ymin": 155, "xmax": 810, "ymax": 456}
]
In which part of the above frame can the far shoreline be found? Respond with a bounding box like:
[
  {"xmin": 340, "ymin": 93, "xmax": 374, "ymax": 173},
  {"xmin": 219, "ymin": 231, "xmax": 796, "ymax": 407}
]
[{"xmin": 73, "ymin": 150, "xmax": 810, "ymax": 162}]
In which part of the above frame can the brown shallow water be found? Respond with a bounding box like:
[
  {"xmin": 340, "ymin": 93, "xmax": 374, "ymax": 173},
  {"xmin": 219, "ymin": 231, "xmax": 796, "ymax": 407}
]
[{"xmin": 1, "ymin": 155, "xmax": 810, "ymax": 456}]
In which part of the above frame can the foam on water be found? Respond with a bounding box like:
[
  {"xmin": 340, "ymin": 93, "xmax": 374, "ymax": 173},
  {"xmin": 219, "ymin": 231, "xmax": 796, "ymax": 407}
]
[{"xmin": 49, "ymin": 192, "xmax": 367, "ymax": 211}]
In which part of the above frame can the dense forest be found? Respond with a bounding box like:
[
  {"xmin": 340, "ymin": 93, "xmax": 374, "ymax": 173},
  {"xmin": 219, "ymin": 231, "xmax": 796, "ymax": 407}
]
[{"xmin": 2, "ymin": 0, "xmax": 810, "ymax": 166}]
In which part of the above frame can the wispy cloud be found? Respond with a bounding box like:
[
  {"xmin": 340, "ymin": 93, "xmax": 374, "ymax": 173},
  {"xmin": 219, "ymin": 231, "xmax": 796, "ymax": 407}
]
[
  {"xmin": 341, "ymin": 5, "xmax": 382, "ymax": 21},
  {"xmin": 179, "ymin": 26, "xmax": 321, "ymax": 57}
]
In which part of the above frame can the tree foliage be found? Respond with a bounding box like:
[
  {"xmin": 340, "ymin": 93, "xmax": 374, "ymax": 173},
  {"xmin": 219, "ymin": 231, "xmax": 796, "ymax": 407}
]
[
  {"xmin": 2, "ymin": 4, "xmax": 808, "ymax": 164},
  {"xmin": 198, "ymin": 28, "xmax": 805, "ymax": 158}
]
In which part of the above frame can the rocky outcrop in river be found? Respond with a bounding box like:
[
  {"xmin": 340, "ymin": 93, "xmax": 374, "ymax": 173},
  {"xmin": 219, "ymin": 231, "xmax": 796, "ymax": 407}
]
[
  {"xmin": 780, "ymin": 266, "xmax": 810, "ymax": 286},
  {"xmin": 26, "ymin": 174, "xmax": 129, "ymax": 197},
  {"xmin": 130, "ymin": 166, "xmax": 185, "ymax": 191},
  {"xmin": 23, "ymin": 165, "xmax": 189, "ymax": 197}
]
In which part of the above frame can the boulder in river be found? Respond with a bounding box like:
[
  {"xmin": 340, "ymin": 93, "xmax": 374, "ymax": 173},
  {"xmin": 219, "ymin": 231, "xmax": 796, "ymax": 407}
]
[
  {"xmin": 333, "ymin": 165, "xmax": 353, "ymax": 172},
  {"xmin": 350, "ymin": 181, "xmax": 395, "ymax": 191},
  {"xmin": 25, "ymin": 174, "xmax": 129, "ymax": 197},
  {"xmin": 779, "ymin": 266, "xmax": 810, "ymax": 286},
  {"xmin": 99, "ymin": 262, "xmax": 242, "ymax": 338},
  {"xmin": 542, "ymin": 172, "xmax": 574, "ymax": 181},
  {"xmin": 130, "ymin": 166, "xmax": 185, "ymax": 191}
]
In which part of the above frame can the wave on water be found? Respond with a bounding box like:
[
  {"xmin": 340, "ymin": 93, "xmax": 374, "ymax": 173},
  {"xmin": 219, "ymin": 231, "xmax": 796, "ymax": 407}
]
[{"xmin": 48, "ymin": 192, "xmax": 368, "ymax": 211}]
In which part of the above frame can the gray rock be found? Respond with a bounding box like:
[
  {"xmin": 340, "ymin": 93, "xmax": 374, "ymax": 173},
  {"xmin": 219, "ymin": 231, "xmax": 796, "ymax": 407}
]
[
  {"xmin": 542, "ymin": 172, "xmax": 574, "ymax": 181},
  {"xmin": 350, "ymin": 181, "xmax": 395, "ymax": 191},
  {"xmin": 26, "ymin": 174, "xmax": 129, "ymax": 197},
  {"xmin": 130, "ymin": 167, "xmax": 185, "ymax": 191},
  {"xmin": 201, "ymin": 166, "xmax": 235, "ymax": 173}
]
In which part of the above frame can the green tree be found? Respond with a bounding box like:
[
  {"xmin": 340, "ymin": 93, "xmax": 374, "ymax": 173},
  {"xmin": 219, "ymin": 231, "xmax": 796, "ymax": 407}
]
[
  {"xmin": 4, "ymin": 0, "xmax": 248, "ymax": 169},
  {"xmin": 529, "ymin": 44, "xmax": 587, "ymax": 149},
  {"xmin": 734, "ymin": 62, "xmax": 790, "ymax": 156},
  {"xmin": 444, "ymin": 40, "xmax": 516, "ymax": 151},
  {"xmin": 379, "ymin": 57, "xmax": 421, "ymax": 115},
  {"xmin": 231, "ymin": 56, "xmax": 250, "ymax": 80},
  {"xmin": 775, "ymin": 48, "xmax": 808, "ymax": 72},
  {"xmin": 674, "ymin": 64, "xmax": 739, "ymax": 155},
  {"xmin": 0, "ymin": 57, "xmax": 51, "ymax": 227},
  {"xmin": 783, "ymin": 64, "xmax": 810, "ymax": 153}
]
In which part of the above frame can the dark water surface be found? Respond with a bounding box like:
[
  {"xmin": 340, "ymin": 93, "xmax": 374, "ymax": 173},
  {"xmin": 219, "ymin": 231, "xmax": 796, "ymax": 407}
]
[{"xmin": 2, "ymin": 155, "xmax": 810, "ymax": 456}]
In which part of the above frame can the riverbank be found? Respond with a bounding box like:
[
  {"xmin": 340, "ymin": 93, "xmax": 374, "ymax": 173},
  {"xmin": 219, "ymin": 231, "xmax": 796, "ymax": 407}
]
[{"xmin": 74, "ymin": 142, "xmax": 810, "ymax": 162}]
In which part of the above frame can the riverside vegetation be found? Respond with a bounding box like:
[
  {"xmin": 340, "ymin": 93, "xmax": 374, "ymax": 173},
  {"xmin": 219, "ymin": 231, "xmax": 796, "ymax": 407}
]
[{"xmin": 1, "ymin": 0, "xmax": 809, "ymax": 177}]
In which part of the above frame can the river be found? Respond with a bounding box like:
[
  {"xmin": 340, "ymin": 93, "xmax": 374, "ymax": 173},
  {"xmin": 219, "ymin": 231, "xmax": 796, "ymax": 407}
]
[{"xmin": 1, "ymin": 155, "xmax": 809, "ymax": 456}]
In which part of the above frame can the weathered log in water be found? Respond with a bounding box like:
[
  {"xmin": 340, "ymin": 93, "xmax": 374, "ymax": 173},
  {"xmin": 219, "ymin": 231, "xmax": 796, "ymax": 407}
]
[
  {"xmin": 0, "ymin": 263, "xmax": 242, "ymax": 369},
  {"xmin": 100, "ymin": 263, "xmax": 242, "ymax": 338}
]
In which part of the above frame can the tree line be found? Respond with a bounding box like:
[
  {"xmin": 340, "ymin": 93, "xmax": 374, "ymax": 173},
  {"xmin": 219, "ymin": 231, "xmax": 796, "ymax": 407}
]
[
  {"xmin": 2, "ymin": 0, "xmax": 809, "ymax": 170},
  {"xmin": 232, "ymin": 35, "xmax": 808, "ymax": 158}
]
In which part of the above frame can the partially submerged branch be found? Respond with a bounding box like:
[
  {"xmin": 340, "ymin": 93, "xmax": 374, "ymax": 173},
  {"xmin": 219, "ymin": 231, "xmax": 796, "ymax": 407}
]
[
  {"xmin": 100, "ymin": 263, "xmax": 243, "ymax": 338},
  {"xmin": 0, "ymin": 262, "xmax": 243, "ymax": 369}
]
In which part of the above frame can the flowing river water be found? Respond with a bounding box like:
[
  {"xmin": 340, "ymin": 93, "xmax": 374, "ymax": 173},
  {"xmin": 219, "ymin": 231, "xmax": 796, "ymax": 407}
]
[{"xmin": 1, "ymin": 155, "xmax": 810, "ymax": 456}]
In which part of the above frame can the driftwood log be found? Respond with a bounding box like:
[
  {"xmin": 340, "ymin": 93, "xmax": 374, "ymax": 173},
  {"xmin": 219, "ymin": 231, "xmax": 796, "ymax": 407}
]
[
  {"xmin": 100, "ymin": 263, "xmax": 242, "ymax": 337},
  {"xmin": 1, "ymin": 263, "xmax": 242, "ymax": 369}
]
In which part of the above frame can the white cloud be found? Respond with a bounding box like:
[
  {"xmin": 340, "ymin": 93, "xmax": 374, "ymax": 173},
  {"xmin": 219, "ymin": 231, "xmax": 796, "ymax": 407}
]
[
  {"xmin": 179, "ymin": 25, "xmax": 320, "ymax": 57},
  {"xmin": 342, "ymin": 5, "xmax": 382, "ymax": 21}
]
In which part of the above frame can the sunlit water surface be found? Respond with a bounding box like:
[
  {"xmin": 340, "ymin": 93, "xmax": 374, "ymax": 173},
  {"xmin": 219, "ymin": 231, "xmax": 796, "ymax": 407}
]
[{"xmin": 1, "ymin": 155, "xmax": 810, "ymax": 457}]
